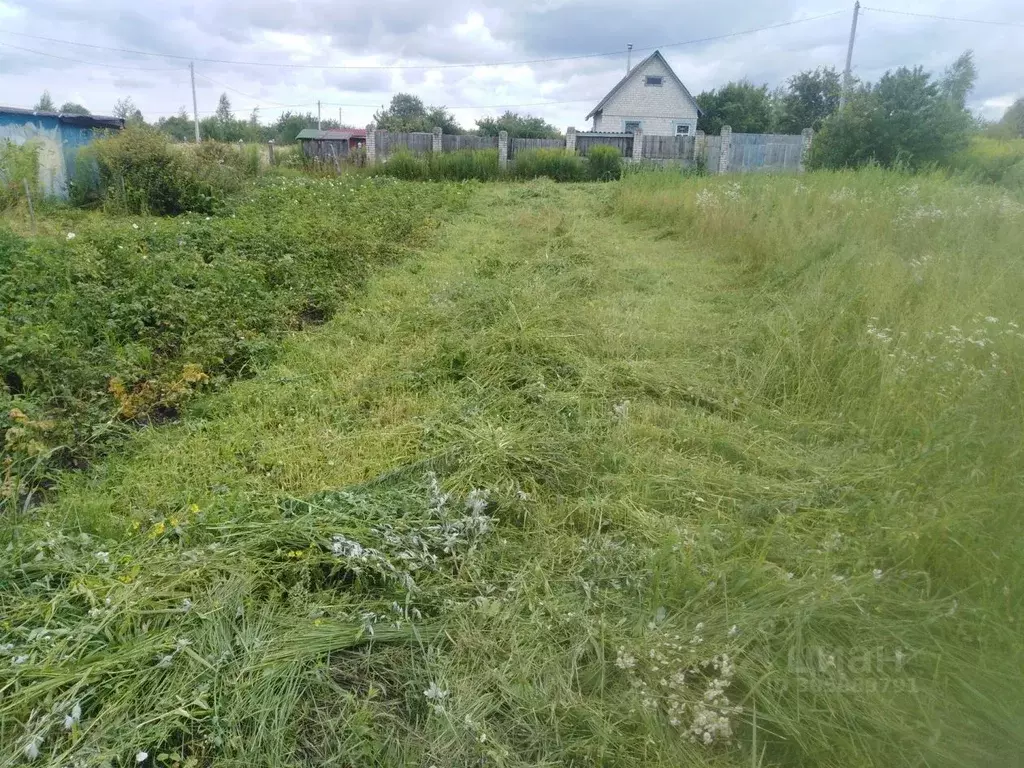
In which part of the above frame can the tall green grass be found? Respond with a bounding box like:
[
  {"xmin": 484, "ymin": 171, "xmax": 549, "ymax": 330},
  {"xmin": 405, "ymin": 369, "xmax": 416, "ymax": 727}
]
[{"xmin": 2, "ymin": 173, "xmax": 1021, "ymax": 767}]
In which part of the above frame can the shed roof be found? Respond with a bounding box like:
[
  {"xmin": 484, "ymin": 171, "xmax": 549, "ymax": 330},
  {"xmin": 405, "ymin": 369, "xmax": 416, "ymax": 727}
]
[
  {"xmin": 585, "ymin": 50, "xmax": 702, "ymax": 121},
  {"xmin": 0, "ymin": 106, "xmax": 124, "ymax": 129},
  {"xmin": 295, "ymin": 128, "xmax": 368, "ymax": 141}
]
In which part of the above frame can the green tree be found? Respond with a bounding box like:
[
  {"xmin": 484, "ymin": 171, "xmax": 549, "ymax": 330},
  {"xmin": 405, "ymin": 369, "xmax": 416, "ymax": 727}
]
[
  {"xmin": 113, "ymin": 97, "xmax": 145, "ymax": 125},
  {"xmin": 475, "ymin": 111, "xmax": 560, "ymax": 138},
  {"xmin": 34, "ymin": 90, "xmax": 56, "ymax": 111},
  {"xmin": 996, "ymin": 98, "xmax": 1024, "ymax": 138},
  {"xmin": 812, "ymin": 63, "xmax": 973, "ymax": 170},
  {"xmin": 215, "ymin": 93, "xmax": 233, "ymax": 123},
  {"xmin": 776, "ymin": 67, "xmax": 841, "ymax": 133},
  {"xmin": 940, "ymin": 50, "xmax": 977, "ymax": 110},
  {"xmin": 373, "ymin": 93, "xmax": 461, "ymax": 133},
  {"xmin": 156, "ymin": 107, "xmax": 195, "ymax": 142},
  {"xmin": 696, "ymin": 81, "xmax": 775, "ymax": 134},
  {"xmin": 58, "ymin": 102, "xmax": 91, "ymax": 116}
]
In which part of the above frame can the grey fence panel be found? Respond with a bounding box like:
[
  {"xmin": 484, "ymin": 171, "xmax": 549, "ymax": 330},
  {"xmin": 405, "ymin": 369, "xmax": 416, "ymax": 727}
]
[
  {"xmin": 509, "ymin": 137, "xmax": 565, "ymax": 157},
  {"xmin": 576, "ymin": 133, "xmax": 633, "ymax": 157},
  {"xmin": 702, "ymin": 136, "xmax": 722, "ymax": 172},
  {"xmin": 378, "ymin": 131, "xmax": 433, "ymax": 157},
  {"xmin": 441, "ymin": 134, "xmax": 499, "ymax": 152},
  {"xmin": 729, "ymin": 133, "xmax": 803, "ymax": 172},
  {"xmin": 641, "ymin": 134, "xmax": 695, "ymax": 161}
]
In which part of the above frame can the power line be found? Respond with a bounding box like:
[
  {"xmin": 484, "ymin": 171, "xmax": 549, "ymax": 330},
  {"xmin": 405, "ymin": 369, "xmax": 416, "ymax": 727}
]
[
  {"xmin": 193, "ymin": 73, "xmax": 311, "ymax": 108},
  {"xmin": 0, "ymin": 41, "xmax": 181, "ymax": 71},
  {"xmin": 862, "ymin": 6, "xmax": 1024, "ymax": 28},
  {"xmin": 0, "ymin": 11, "xmax": 843, "ymax": 71}
]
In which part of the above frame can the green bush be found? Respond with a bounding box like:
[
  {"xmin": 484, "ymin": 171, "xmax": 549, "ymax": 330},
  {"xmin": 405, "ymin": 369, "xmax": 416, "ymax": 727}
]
[
  {"xmin": 947, "ymin": 136, "xmax": 1024, "ymax": 191},
  {"xmin": 378, "ymin": 150, "xmax": 429, "ymax": 180},
  {"xmin": 811, "ymin": 66, "xmax": 972, "ymax": 171},
  {"xmin": 0, "ymin": 140, "xmax": 40, "ymax": 209},
  {"xmin": 587, "ymin": 144, "xmax": 623, "ymax": 181},
  {"xmin": 89, "ymin": 128, "xmax": 250, "ymax": 215},
  {"xmin": 511, "ymin": 149, "xmax": 586, "ymax": 182},
  {"xmin": 428, "ymin": 150, "xmax": 500, "ymax": 181}
]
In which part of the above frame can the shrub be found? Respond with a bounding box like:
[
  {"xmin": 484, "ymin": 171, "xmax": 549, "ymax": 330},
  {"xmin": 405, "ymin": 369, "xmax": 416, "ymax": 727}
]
[
  {"xmin": 91, "ymin": 126, "xmax": 227, "ymax": 215},
  {"xmin": 427, "ymin": 150, "xmax": 500, "ymax": 181},
  {"xmin": 948, "ymin": 137, "xmax": 1024, "ymax": 191},
  {"xmin": 587, "ymin": 145, "xmax": 623, "ymax": 181},
  {"xmin": 378, "ymin": 150, "xmax": 428, "ymax": 180},
  {"xmin": 511, "ymin": 149, "xmax": 586, "ymax": 182},
  {"xmin": 811, "ymin": 66, "xmax": 973, "ymax": 171},
  {"xmin": 0, "ymin": 140, "xmax": 40, "ymax": 209}
]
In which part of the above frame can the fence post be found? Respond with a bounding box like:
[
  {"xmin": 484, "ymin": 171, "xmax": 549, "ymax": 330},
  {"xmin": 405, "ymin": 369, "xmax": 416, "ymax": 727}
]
[
  {"xmin": 718, "ymin": 125, "xmax": 732, "ymax": 174},
  {"xmin": 370, "ymin": 123, "xmax": 382, "ymax": 165},
  {"xmin": 565, "ymin": 127, "xmax": 576, "ymax": 154},
  {"xmin": 432, "ymin": 126, "xmax": 443, "ymax": 154},
  {"xmin": 800, "ymin": 127, "xmax": 814, "ymax": 172},
  {"xmin": 267, "ymin": 140, "xmax": 275, "ymax": 165},
  {"xmin": 498, "ymin": 131, "xmax": 509, "ymax": 170},
  {"xmin": 631, "ymin": 128, "xmax": 643, "ymax": 163},
  {"xmin": 694, "ymin": 130, "xmax": 705, "ymax": 169}
]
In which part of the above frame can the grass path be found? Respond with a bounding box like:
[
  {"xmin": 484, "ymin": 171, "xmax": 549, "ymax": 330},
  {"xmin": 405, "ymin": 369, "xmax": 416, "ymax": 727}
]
[{"xmin": 4, "ymin": 179, "xmax": 1020, "ymax": 767}]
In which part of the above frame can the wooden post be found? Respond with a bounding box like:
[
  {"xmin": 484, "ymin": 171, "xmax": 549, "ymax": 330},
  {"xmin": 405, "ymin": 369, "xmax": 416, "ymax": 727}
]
[
  {"xmin": 267, "ymin": 140, "xmax": 275, "ymax": 165},
  {"xmin": 22, "ymin": 179, "xmax": 36, "ymax": 234}
]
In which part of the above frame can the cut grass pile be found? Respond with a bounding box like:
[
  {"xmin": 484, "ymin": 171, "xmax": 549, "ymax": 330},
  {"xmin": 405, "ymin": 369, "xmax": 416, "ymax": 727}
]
[{"xmin": 2, "ymin": 172, "xmax": 1023, "ymax": 767}]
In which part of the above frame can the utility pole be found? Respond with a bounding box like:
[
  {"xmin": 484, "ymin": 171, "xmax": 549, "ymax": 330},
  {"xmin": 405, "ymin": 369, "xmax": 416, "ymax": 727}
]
[
  {"xmin": 317, "ymin": 100, "xmax": 322, "ymax": 130},
  {"xmin": 626, "ymin": 43, "xmax": 633, "ymax": 74},
  {"xmin": 190, "ymin": 62, "xmax": 201, "ymax": 142},
  {"xmin": 840, "ymin": 1, "xmax": 860, "ymax": 109}
]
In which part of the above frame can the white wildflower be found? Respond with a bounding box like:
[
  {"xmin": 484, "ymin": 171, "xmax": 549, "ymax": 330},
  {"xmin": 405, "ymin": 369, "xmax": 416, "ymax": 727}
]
[
  {"xmin": 24, "ymin": 735, "xmax": 42, "ymax": 761},
  {"xmin": 181, "ymin": 598, "xmax": 193, "ymax": 613},
  {"xmin": 95, "ymin": 551, "xmax": 110, "ymax": 563},
  {"xmin": 13, "ymin": 655, "xmax": 28, "ymax": 665},
  {"xmin": 63, "ymin": 702, "xmax": 82, "ymax": 730},
  {"xmin": 615, "ymin": 648, "xmax": 637, "ymax": 670},
  {"xmin": 727, "ymin": 625, "xmax": 740, "ymax": 638},
  {"xmin": 612, "ymin": 400, "xmax": 630, "ymax": 420},
  {"xmin": 136, "ymin": 751, "xmax": 149, "ymax": 763},
  {"xmin": 0, "ymin": 643, "xmax": 13, "ymax": 653},
  {"xmin": 66, "ymin": 232, "xmax": 76, "ymax": 240},
  {"xmin": 423, "ymin": 681, "xmax": 448, "ymax": 701},
  {"xmin": 132, "ymin": 223, "xmax": 139, "ymax": 230},
  {"xmin": 465, "ymin": 488, "xmax": 489, "ymax": 516},
  {"xmin": 873, "ymin": 568, "xmax": 884, "ymax": 582}
]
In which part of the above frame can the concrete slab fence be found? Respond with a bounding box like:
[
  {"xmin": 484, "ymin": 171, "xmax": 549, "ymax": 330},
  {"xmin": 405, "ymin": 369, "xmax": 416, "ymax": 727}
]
[{"xmin": 363, "ymin": 123, "xmax": 814, "ymax": 174}]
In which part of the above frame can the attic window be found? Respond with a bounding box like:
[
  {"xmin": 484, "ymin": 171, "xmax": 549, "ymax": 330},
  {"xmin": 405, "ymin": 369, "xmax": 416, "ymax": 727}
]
[{"xmin": 645, "ymin": 76, "xmax": 664, "ymax": 86}]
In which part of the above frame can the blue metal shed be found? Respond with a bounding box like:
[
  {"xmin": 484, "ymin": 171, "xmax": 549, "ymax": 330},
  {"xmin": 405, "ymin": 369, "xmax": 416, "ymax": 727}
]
[{"xmin": 0, "ymin": 106, "xmax": 124, "ymax": 198}]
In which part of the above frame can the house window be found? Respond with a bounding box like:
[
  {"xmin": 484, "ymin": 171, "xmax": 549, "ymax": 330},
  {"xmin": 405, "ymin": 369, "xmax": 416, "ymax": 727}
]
[
  {"xmin": 624, "ymin": 121, "xmax": 642, "ymax": 134},
  {"xmin": 645, "ymin": 76, "xmax": 664, "ymax": 87},
  {"xmin": 675, "ymin": 124, "xmax": 690, "ymax": 136}
]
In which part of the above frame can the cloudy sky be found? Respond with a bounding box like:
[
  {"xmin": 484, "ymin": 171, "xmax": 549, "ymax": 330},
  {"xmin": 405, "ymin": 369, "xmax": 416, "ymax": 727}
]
[{"xmin": 0, "ymin": 0, "xmax": 1019, "ymax": 130}]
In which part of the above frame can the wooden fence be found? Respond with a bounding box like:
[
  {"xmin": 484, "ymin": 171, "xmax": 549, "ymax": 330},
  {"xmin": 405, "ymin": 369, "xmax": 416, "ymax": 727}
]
[
  {"xmin": 510, "ymin": 137, "xmax": 565, "ymax": 157},
  {"xmin": 362, "ymin": 125, "xmax": 812, "ymax": 174},
  {"xmin": 641, "ymin": 135, "xmax": 695, "ymax": 161},
  {"xmin": 441, "ymin": 134, "xmax": 499, "ymax": 152},
  {"xmin": 728, "ymin": 133, "xmax": 805, "ymax": 173},
  {"xmin": 376, "ymin": 131, "xmax": 433, "ymax": 157},
  {"xmin": 576, "ymin": 132, "xmax": 633, "ymax": 157}
]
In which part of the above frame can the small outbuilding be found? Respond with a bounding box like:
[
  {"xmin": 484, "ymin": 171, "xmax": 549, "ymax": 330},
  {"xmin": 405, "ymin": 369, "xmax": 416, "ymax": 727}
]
[
  {"xmin": 296, "ymin": 128, "xmax": 368, "ymax": 162},
  {"xmin": 0, "ymin": 106, "xmax": 124, "ymax": 198}
]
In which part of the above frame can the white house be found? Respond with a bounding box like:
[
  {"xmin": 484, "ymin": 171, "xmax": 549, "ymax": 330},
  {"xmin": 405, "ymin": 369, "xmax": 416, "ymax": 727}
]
[{"xmin": 586, "ymin": 50, "xmax": 702, "ymax": 137}]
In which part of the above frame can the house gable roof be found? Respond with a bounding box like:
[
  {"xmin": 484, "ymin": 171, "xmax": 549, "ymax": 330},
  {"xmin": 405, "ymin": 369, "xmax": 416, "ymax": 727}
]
[{"xmin": 585, "ymin": 50, "xmax": 702, "ymax": 120}]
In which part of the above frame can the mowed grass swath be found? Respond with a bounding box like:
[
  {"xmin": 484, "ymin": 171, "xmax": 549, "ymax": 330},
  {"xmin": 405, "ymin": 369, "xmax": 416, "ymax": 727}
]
[{"xmin": 1, "ymin": 167, "xmax": 1022, "ymax": 767}]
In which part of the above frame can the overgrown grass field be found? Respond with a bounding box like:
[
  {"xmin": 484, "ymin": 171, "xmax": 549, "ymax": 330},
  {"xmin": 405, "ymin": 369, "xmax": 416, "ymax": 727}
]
[{"xmin": 1, "ymin": 169, "xmax": 1022, "ymax": 767}]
